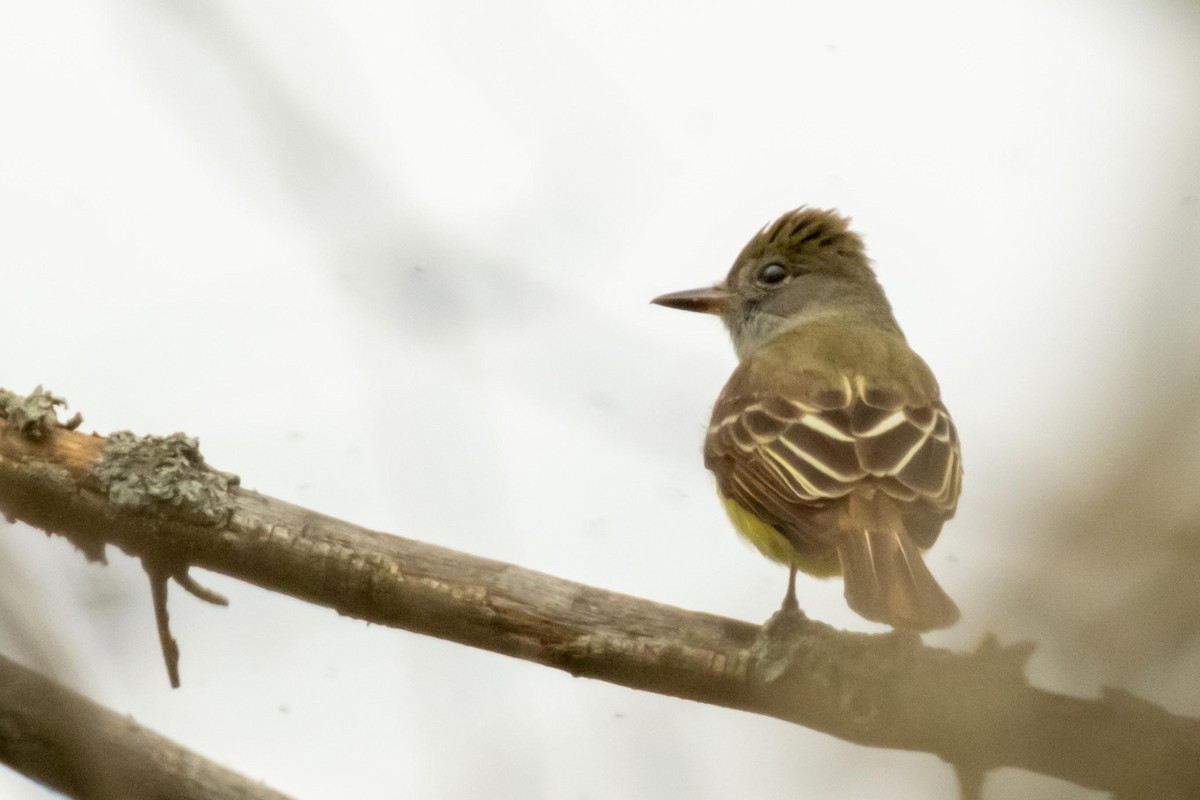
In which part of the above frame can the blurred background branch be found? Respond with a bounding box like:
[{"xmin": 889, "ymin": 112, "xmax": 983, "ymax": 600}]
[
  {"xmin": 0, "ymin": 653, "xmax": 296, "ymax": 800},
  {"xmin": 999, "ymin": 206, "xmax": 1200, "ymax": 695}
]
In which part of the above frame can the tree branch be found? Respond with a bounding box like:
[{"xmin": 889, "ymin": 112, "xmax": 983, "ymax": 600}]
[
  {"xmin": 1, "ymin": 390, "xmax": 1198, "ymax": 798},
  {"xmin": 0, "ymin": 652, "xmax": 296, "ymax": 800}
]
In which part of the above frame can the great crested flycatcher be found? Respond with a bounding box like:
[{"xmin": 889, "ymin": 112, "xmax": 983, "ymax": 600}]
[{"xmin": 653, "ymin": 207, "xmax": 961, "ymax": 631}]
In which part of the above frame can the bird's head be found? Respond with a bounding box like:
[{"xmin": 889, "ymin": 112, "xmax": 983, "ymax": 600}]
[{"xmin": 652, "ymin": 207, "xmax": 898, "ymax": 359}]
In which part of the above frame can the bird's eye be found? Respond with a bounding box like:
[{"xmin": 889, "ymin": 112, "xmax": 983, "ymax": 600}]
[{"xmin": 756, "ymin": 263, "xmax": 789, "ymax": 286}]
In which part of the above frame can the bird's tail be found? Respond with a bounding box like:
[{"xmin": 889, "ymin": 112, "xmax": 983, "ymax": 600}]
[{"xmin": 835, "ymin": 493, "xmax": 959, "ymax": 631}]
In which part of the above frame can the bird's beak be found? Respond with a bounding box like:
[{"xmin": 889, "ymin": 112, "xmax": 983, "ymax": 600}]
[{"xmin": 650, "ymin": 283, "xmax": 731, "ymax": 315}]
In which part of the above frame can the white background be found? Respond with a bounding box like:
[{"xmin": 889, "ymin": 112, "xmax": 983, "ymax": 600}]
[{"xmin": 2, "ymin": 1, "xmax": 1199, "ymax": 798}]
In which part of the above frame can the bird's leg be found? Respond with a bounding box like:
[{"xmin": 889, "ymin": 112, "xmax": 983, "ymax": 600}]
[
  {"xmin": 781, "ymin": 563, "xmax": 800, "ymax": 612},
  {"xmin": 752, "ymin": 563, "xmax": 813, "ymax": 683}
]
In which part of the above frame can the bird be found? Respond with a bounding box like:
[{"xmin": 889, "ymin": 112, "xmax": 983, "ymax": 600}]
[{"xmin": 652, "ymin": 207, "xmax": 962, "ymax": 630}]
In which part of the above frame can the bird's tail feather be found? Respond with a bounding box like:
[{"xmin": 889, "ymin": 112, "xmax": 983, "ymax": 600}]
[{"xmin": 835, "ymin": 493, "xmax": 959, "ymax": 631}]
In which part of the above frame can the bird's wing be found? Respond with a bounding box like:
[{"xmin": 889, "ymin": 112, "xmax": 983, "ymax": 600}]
[{"xmin": 704, "ymin": 375, "xmax": 962, "ymax": 541}]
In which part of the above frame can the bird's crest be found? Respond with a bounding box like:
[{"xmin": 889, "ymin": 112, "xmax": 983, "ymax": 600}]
[{"xmin": 745, "ymin": 207, "xmax": 866, "ymax": 261}]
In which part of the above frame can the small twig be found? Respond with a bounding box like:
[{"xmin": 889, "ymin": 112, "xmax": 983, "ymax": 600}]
[
  {"xmin": 954, "ymin": 764, "xmax": 985, "ymax": 800},
  {"xmin": 175, "ymin": 567, "xmax": 229, "ymax": 606},
  {"xmin": 145, "ymin": 562, "xmax": 181, "ymax": 689},
  {"xmin": 144, "ymin": 560, "xmax": 229, "ymax": 688}
]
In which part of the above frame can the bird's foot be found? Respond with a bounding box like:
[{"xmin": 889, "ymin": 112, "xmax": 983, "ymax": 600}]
[{"xmin": 750, "ymin": 605, "xmax": 815, "ymax": 684}]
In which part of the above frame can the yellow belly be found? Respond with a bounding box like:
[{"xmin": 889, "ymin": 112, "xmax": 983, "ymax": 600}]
[{"xmin": 719, "ymin": 493, "xmax": 841, "ymax": 578}]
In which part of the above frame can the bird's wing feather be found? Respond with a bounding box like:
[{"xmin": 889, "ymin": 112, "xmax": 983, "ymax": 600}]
[{"xmin": 704, "ymin": 373, "xmax": 962, "ymax": 544}]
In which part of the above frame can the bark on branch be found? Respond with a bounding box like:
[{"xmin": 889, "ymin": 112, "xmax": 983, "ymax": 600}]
[{"xmin": 0, "ymin": 391, "xmax": 1197, "ymax": 799}]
